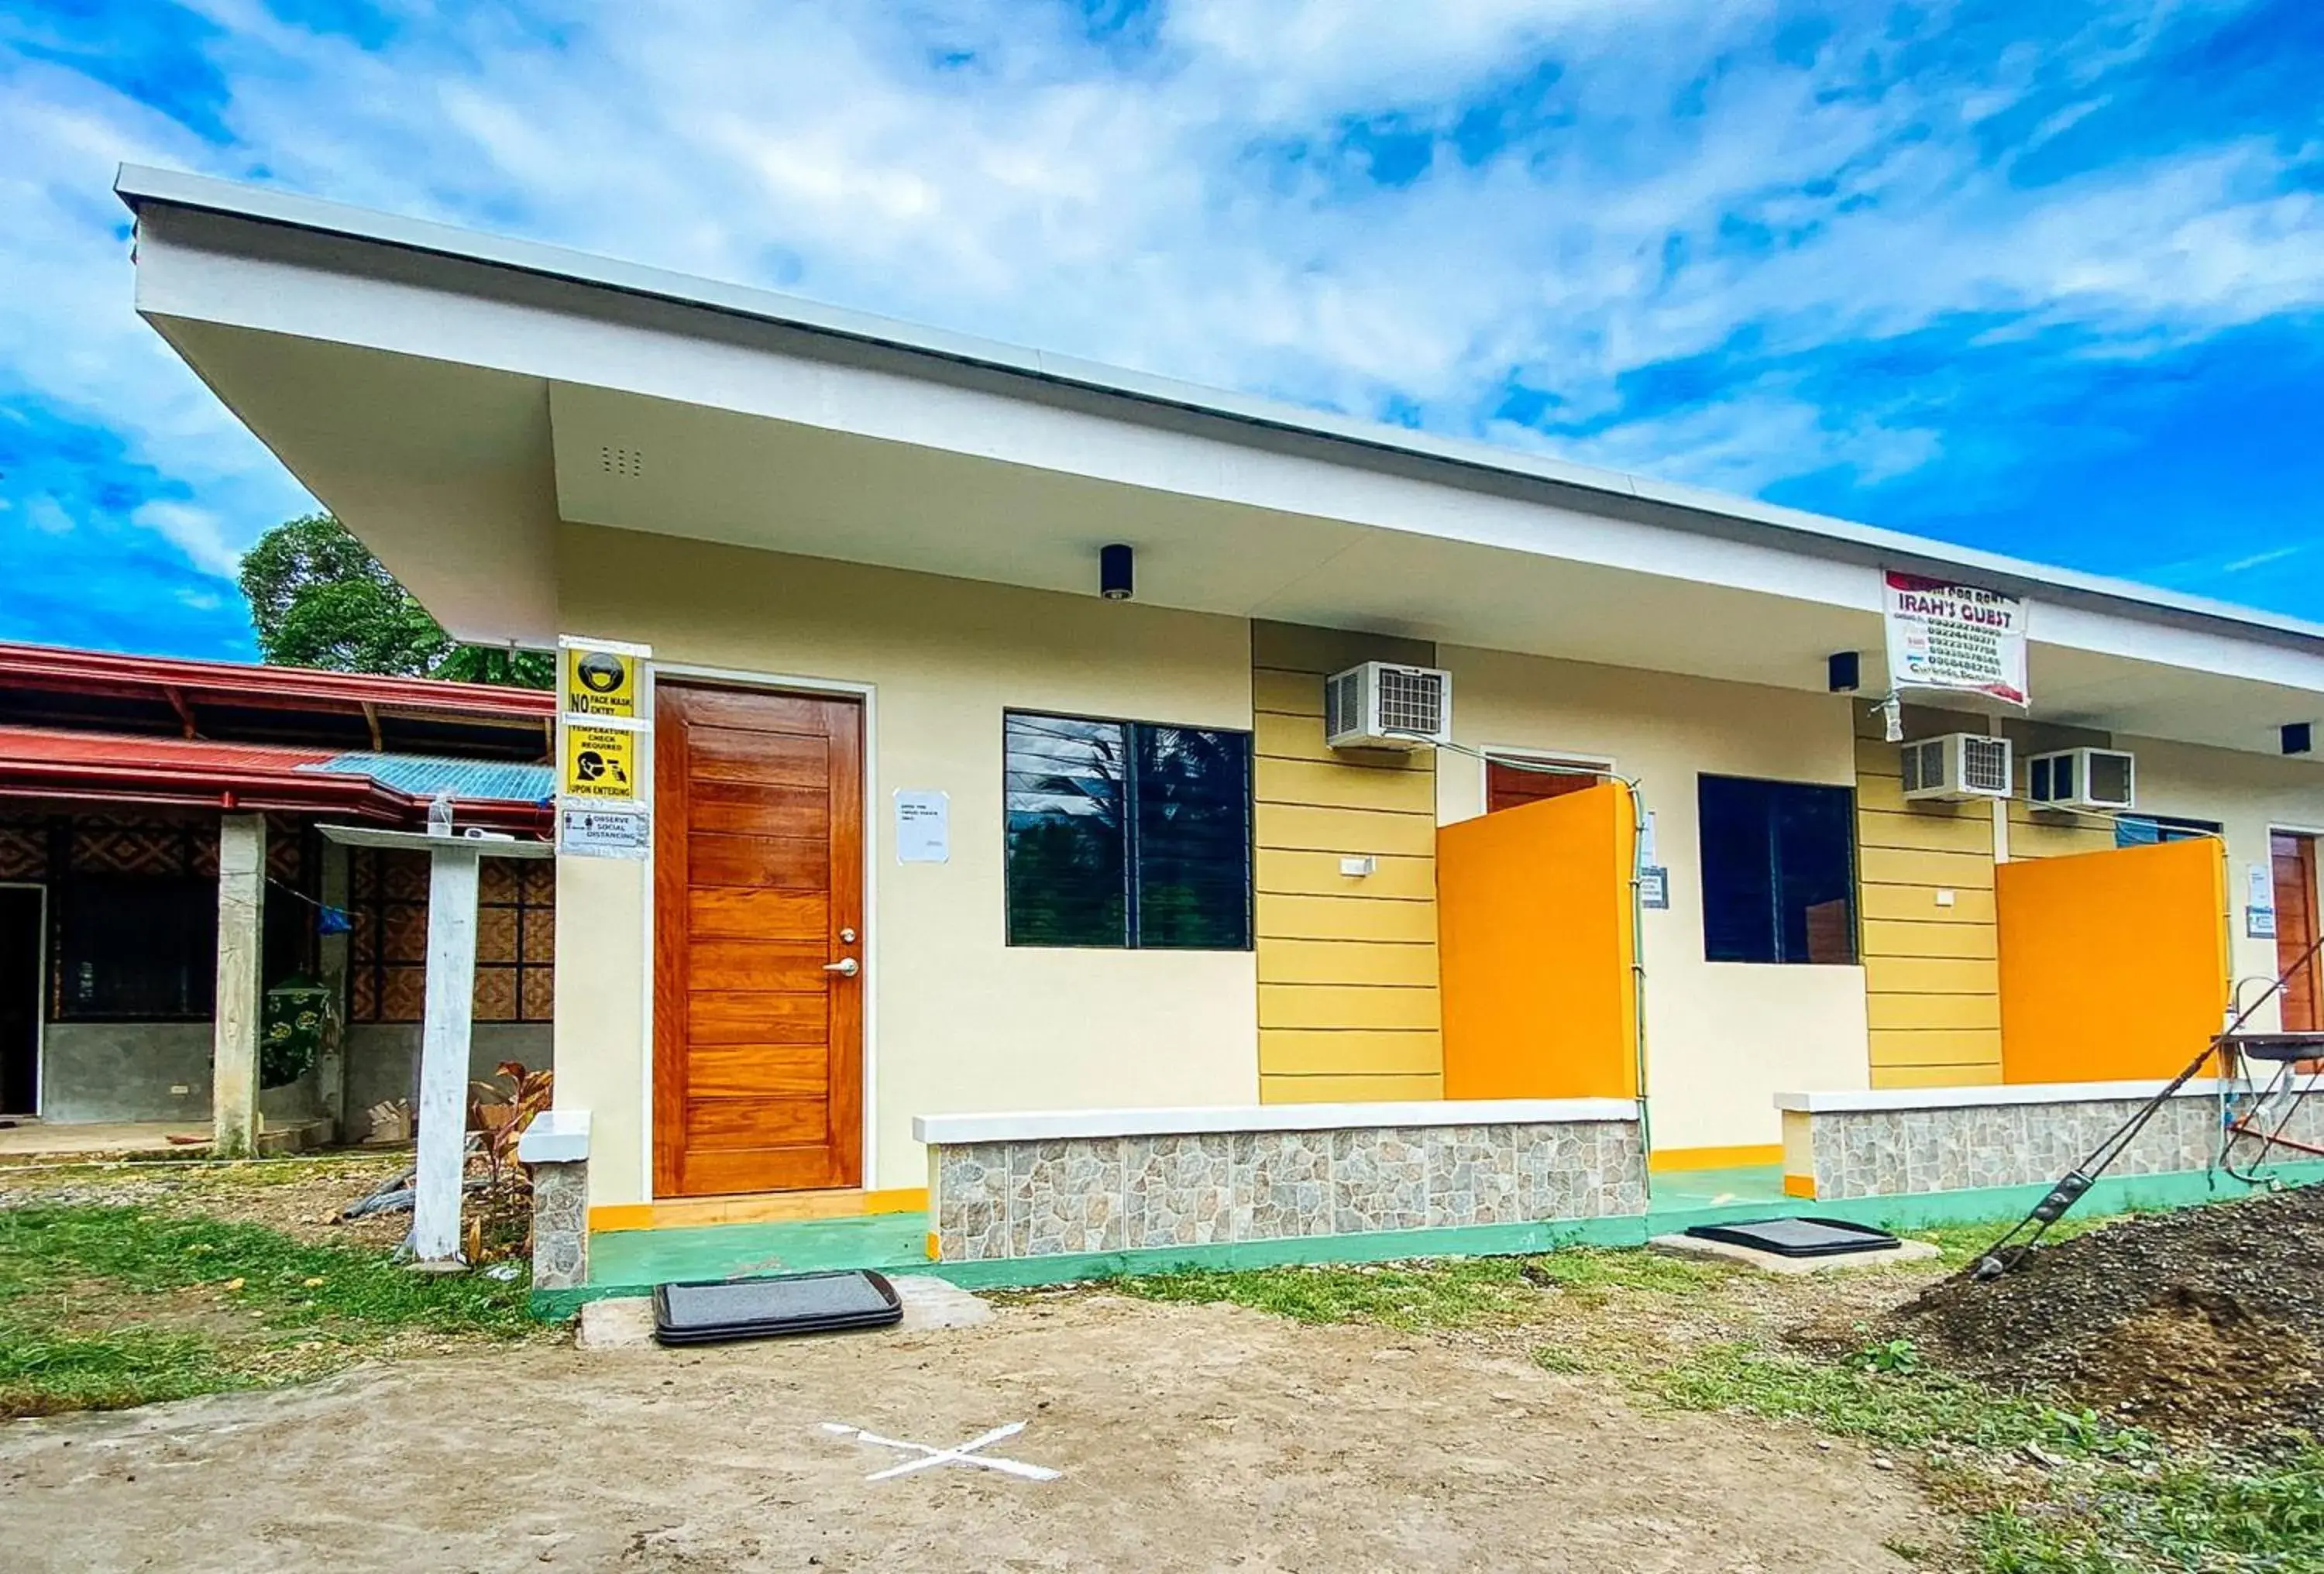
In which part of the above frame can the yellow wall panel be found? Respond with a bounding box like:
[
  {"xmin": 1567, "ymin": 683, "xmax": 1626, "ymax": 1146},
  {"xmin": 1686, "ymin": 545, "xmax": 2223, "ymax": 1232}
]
[
  {"xmin": 1260, "ymin": 982, "xmax": 1442, "ymax": 1030},
  {"xmin": 1259, "ymin": 893, "xmax": 1442, "ymax": 943},
  {"xmin": 1260, "ymin": 1072, "xmax": 1445, "ymax": 1104},
  {"xmin": 1861, "ymin": 919, "xmax": 1999, "ymax": 960},
  {"xmin": 1257, "ymin": 756, "xmax": 1439, "ymax": 813},
  {"xmin": 1857, "ymin": 806, "xmax": 1997, "ymax": 854},
  {"xmin": 1867, "ymin": 991, "xmax": 2000, "ymax": 1030},
  {"xmin": 1868, "ymin": 1027, "xmax": 2006, "ymax": 1067},
  {"xmin": 1860, "ymin": 845, "xmax": 1997, "ymax": 889},
  {"xmin": 2006, "ymin": 821, "xmax": 2117, "ymax": 861},
  {"xmin": 1859, "ymin": 884, "xmax": 1996, "ymax": 923},
  {"xmin": 1257, "ymin": 938, "xmax": 1439, "ymax": 985},
  {"xmin": 1252, "ymin": 622, "xmax": 1442, "ymax": 1084},
  {"xmin": 1253, "ymin": 710, "xmax": 1425, "ymax": 769},
  {"xmin": 1260, "ymin": 1028, "xmax": 1444, "ymax": 1075},
  {"xmin": 1257, "ymin": 848, "xmax": 1436, "ymax": 900},
  {"xmin": 1257, "ymin": 802, "xmax": 1439, "ymax": 856},
  {"xmin": 1253, "ymin": 667, "xmax": 1325, "ymax": 717},
  {"xmin": 1871, "ymin": 1060, "xmax": 2003, "ymax": 1090},
  {"xmin": 1863, "ymin": 955, "xmax": 1999, "ymax": 995}
]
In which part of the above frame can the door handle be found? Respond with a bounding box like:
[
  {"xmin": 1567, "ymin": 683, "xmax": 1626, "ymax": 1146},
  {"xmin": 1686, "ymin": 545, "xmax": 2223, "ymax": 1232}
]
[{"xmin": 823, "ymin": 957, "xmax": 860, "ymax": 978}]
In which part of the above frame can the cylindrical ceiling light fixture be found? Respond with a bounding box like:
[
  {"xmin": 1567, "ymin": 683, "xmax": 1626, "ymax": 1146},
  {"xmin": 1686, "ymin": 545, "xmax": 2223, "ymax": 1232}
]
[{"xmin": 1100, "ymin": 543, "xmax": 1134, "ymax": 601}]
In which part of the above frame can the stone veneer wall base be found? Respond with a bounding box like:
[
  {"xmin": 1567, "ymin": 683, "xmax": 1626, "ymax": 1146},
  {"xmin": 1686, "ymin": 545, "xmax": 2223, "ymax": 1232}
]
[{"xmin": 930, "ymin": 1120, "xmax": 1648, "ymax": 1263}]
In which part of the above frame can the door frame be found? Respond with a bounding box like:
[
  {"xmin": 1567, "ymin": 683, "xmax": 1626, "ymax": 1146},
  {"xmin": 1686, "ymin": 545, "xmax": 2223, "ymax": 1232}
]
[
  {"xmin": 0, "ymin": 882, "xmax": 47, "ymax": 1117},
  {"xmin": 2268, "ymin": 823, "xmax": 2324, "ymax": 1029},
  {"xmin": 645, "ymin": 663, "xmax": 879, "ymax": 1198}
]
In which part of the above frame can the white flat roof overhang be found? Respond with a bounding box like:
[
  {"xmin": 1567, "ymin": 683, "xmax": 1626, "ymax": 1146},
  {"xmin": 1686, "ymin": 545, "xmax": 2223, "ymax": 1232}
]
[{"xmin": 118, "ymin": 167, "xmax": 2324, "ymax": 758}]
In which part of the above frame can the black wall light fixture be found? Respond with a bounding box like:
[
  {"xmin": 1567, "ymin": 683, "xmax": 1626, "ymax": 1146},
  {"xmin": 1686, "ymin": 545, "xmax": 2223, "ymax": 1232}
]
[
  {"xmin": 1827, "ymin": 651, "xmax": 1861, "ymax": 693},
  {"xmin": 2286, "ymin": 722, "xmax": 2314, "ymax": 756},
  {"xmin": 1100, "ymin": 543, "xmax": 1134, "ymax": 601}
]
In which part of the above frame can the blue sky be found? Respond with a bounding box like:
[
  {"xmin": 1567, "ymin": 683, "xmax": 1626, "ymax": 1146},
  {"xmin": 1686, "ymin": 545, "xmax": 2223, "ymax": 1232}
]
[{"xmin": 2, "ymin": 0, "xmax": 2320, "ymax": 660}]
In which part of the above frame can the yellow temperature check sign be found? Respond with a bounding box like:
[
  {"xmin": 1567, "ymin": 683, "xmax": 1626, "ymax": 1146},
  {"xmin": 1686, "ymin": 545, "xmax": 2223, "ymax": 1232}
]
[
  {"xmin": 561, "ymin": 644, "xmax": 639, "ymax": 720},
  {"xmin": 561, "ymin": 724, "xmax": 640, "ymax": 801}
]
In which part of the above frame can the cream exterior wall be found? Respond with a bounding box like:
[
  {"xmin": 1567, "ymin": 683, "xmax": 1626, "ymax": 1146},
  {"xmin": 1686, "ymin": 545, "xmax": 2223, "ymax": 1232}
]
[
  {"xmin": 553, "ymin": 525, "xmax": 1258, "ymax": 1202},
  {"xmin": 1436, "ymin": 646, "xmax": 1871, "ymax": 1150},
  {"xmin": 2113, "ymin": 735, "xmax": 2324, "ymax": 1030}
]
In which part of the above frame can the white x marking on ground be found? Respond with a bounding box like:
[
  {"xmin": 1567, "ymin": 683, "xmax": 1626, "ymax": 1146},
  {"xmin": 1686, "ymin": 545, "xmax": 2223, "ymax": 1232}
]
[{"xmin": 820, "ymin": 1420, "xmax": 1061, "ymax": 1483}]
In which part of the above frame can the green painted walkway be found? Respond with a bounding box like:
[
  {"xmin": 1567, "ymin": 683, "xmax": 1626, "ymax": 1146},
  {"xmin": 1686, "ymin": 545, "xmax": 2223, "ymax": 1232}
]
[{"xmin": 533, "ymin": 1160, "xmax": 2324, "ymax": 1316}]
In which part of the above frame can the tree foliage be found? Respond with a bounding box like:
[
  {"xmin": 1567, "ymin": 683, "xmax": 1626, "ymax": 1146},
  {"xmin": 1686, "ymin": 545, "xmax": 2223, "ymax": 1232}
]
[{"xmin": 237, "ymin": 515, "xmax": 551, "ymax": 688}]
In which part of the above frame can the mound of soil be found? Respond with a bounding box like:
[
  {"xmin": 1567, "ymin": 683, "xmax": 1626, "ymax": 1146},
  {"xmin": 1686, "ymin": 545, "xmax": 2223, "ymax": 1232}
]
[{"xmin": 1888, "ymin": 1187, "xmax": 2324, "ymax": 1452}]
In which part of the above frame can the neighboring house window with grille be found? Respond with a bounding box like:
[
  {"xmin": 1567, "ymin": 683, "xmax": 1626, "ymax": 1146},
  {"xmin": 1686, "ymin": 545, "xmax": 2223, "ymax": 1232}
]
[{"xmin": 349, "ymin": 848, "xmax": 555, "ymax": 1022}]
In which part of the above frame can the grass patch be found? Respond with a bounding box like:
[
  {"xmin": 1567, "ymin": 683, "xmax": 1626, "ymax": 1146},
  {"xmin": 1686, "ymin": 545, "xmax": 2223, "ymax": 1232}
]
[
  {"xmin": 1647, "ymin": 1340, "xmax": 2324, "ymax": 1572},
  {"xmin": 1116, "ymin": 1247, "xmax": 1721, "ymax": 1332},
  {"xmin": 0, "ymin": 1204, "xmax": 540, "ymax": 1418}
]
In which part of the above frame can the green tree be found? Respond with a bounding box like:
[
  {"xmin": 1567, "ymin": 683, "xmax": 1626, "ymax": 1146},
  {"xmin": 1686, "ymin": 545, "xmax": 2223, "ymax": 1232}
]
[{"xmin": 237, "ymin": 514, "xmax": 551, "ymax": 688}]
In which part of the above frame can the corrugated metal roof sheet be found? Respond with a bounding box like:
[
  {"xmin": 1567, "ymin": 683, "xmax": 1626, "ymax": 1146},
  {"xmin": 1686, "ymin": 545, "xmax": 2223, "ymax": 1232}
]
[{"xmin": 301, "ymin": 752, "xmax": 555, "ymax": 803}]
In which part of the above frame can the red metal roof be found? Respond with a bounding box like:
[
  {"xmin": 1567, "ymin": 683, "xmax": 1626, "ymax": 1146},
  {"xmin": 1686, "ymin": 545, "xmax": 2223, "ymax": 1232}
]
[
  {"xmin": 0, "ymin": 640, "xmax": 555, "ymax": 719},
  {"xmin": 0, "ymin": 725, "xmax": 551, "ymax": 834}
]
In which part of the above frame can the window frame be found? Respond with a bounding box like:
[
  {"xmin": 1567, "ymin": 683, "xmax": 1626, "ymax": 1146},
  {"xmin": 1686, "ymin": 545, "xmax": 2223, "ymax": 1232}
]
[
  {"xmin": 1002, "ymin": 707, "xmax": 1255, "ymax": 952},
  {"xmin": 1696, "ymin": 772, "xmax": 1861, "ymax": 967}
]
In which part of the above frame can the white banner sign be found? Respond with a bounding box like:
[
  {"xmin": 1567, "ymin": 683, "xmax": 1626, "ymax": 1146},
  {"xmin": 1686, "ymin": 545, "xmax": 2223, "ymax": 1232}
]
[{"xmin": 1882, "ymin": 571, "xmax": 2030, "ymax": 706}]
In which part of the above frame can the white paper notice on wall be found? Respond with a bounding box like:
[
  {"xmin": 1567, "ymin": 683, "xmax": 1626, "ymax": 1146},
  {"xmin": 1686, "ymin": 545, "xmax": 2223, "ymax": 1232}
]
[
  {"xmin": 896, "ymin": 790, "xmax": 950, "ymax": 864},
  {"xmin": 1638, "ymin": 811, "xmax": 1658, "ymax": 864},
  {"xmin": 2248, "ymin": 864, "xmax": 2277, "ymax": 915},
  {"xmin": 1638, "ymin": 867, "xmax": 1670, "ymax": 909}
]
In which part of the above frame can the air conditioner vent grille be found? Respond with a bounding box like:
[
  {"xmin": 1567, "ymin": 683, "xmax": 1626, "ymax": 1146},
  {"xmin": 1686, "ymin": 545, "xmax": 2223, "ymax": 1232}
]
[
  {"xmin": 1376, "ymin": 667, "xmax": 1444, "ymax": 737},
  {"xmin": 1961, "ymin": 736, "xmax": 2012, "ymax": 796}
]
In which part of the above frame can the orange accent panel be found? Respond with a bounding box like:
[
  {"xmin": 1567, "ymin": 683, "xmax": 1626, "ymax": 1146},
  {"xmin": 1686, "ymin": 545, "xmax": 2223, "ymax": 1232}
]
[
  {"xmin": 1437, "ymin": 782, "xmax": 1638, "ymax": 1100},
  {"xmin": 1996, "ymin": 837, "xmax": 2229, "ymax": 1084},
  {"xmin": 1783, "ymin": 1174, "xmax": 1817, "ymax": 1199}
]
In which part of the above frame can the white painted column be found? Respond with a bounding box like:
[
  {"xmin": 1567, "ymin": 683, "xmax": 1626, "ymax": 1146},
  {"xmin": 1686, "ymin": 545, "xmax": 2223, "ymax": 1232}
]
[
  {"xmin": 411, "ymin": 844, "xmax": 480, "ymax": 1265},
  {"xmin": 315, "ymin": 837, "xmax": 352, "ymax": 1142},
  {"xmin": 211, "ymin": 813, "xmax": 266, "ymax": 1158}
]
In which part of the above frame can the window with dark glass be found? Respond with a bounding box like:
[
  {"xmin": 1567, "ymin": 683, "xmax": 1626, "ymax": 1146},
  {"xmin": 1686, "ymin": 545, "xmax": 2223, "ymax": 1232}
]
[
  {"xmin": 56, "ymin": 876, "xmax": 217, "ymax": 1019},
  {"xmin": 1698, "ymin": 775, "xmax": 1858, "ymax": 964},
  {"xmin": 1005, "ymin": 713, "xmax": 1253, "ymax": 949}
]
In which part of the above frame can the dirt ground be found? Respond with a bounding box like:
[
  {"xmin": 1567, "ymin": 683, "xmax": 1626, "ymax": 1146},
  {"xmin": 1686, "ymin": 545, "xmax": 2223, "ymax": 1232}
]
[
  {"xmin": 0, "ymin": 1292, "xmax": 1943, "ymax": 1573},
  {"xmin": 1889, "ymin": 1186, "xmax": 2324, "ymax": 1452}
]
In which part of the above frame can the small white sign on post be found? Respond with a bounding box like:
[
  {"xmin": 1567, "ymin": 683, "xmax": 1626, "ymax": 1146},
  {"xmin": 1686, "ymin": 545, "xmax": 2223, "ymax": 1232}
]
[
  {"xmin": 896, "ymin": 790, "xmax": 950, "ymax": 864},
  {"xmin": 560, "ymin": 806, "xmax": 651, "ymax": 858},
  {"xmin": 1882, "ymin": 571, "xmax": 2030, "ymax": 707}
]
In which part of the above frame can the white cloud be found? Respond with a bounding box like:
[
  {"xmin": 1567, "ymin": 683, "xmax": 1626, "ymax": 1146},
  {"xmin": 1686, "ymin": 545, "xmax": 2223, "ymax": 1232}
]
[
  {"xmin": 0, "ymin": 0, "xmax": 2312, "ymax": 587},
  {"xmin": 132, "ymin": 500, "xmax": 244, "ymax": 578}
]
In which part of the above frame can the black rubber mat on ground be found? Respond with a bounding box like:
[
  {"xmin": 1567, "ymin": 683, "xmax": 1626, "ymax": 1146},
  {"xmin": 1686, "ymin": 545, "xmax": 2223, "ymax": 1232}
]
[
  {"xmin": 1683, "ymin": 1217, "xmax": 1903, "ymax": 1258},
  {"xmin": 653, "ymin": 1270, "xmax": 902, "ymax": 1345}
]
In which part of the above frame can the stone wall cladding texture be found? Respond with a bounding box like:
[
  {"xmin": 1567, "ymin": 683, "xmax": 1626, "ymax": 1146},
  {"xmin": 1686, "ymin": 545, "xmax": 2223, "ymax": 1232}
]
[
  {"xmin": 1806, "ymin": 1091, "xmax": 2324, "ymax": 1201},
  {"xmin": 933, "ymin": 1120, "xmax": 1646, "ymax": 1262},
  {"xmin": 529, "ymin": 1160, "xmax": 589, "ymax": 1290}
]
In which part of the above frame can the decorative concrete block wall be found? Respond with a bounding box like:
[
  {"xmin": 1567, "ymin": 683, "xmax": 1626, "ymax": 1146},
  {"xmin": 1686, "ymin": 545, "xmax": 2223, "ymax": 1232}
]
[
  {"xmin": 918, "ymin": 1101, "xmax": 1646, "ymax": 1263},
  {"xmin": 1780, "ymin": 1081, "xmax": 2324, "ymax": 1201}
]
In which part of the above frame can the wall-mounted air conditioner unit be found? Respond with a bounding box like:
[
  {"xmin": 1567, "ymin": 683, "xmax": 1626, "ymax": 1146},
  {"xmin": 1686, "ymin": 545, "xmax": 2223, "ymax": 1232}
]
[
  {"xmin": 1325, "ymin": 662, "xmax": 1452, "ymax": 751},
  {"xmin": 1900, "ymin": 733, "xmax": 2013, "ymax": 802},
  {"xmin": 2027, "ymin": 747, "xmax": 2136, "ymax": 812}
]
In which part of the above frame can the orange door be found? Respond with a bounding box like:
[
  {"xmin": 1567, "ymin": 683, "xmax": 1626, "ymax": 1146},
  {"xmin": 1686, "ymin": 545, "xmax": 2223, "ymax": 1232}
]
[
  {"xmin": 2274, "ymin": 832, "xmax": 2322, "ymax": 1033},
  {"xmin": 655, "ymin": 685, "xmax": 863, "ymax": 1196}
]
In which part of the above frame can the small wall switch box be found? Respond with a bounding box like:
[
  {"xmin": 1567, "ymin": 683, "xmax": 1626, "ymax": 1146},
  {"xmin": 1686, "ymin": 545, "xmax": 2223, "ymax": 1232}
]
[
  {"xmin": 1935, "ymin": 889, "xmax": 1956, "ymax": 908},
  {"xmin": 1339, "ymin": 855, "xmax": 1377, "ymax": 878}
]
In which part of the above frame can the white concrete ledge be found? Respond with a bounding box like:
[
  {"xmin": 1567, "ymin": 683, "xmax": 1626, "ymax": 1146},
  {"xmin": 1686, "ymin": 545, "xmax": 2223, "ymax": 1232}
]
[
  {"xmin": 913, "ymin": 1098, "xmax": 1638, "ymax": 1146},
  {"xmin": 517, "ymin": 1106, "xmax": 592, "ymax": 1163},
  {"xmin": 1775, "ymin": 1080, "xmax": 2222, "ymax": 1115}
]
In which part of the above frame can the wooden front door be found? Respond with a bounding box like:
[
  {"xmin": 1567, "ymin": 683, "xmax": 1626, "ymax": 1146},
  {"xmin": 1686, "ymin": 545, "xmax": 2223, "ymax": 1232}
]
[
  {"xmin": 655, "ymin": 684, "xmax": 863, "ymax": 1196},
  {"xmin": 2274, "ymin": 831, "xmax": 2322, "ymax": 1033},
  {"xmin": 1487, "ymin": 758, "xmax": 1598, "ymax": 814}
]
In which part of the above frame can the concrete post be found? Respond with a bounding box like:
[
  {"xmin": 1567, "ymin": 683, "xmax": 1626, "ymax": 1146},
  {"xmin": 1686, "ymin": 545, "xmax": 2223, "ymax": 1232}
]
[
  {"xmin": 411, "ymin": 844, "xmax": 480, "ymax": 1265},
  {"xmin": 315, "ymin": 837, "xmax": 352, "ymax": 1142},
  {"xmin": 211, "ymin": 813, "xmax": 266, "ymax": 1158}
]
